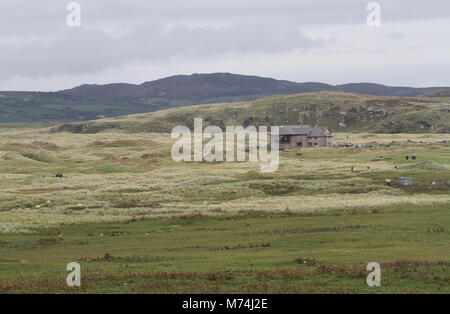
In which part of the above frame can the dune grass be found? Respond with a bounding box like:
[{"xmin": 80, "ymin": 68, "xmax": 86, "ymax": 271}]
[{"xmin": 0, "ymin": 128, "xmax": 448, "ymax": 293}]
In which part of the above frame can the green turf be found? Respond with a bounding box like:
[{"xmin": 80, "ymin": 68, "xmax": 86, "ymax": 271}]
[{"xmin": 0, "ymin": 204, "xmax": 448, "ymax": 293}]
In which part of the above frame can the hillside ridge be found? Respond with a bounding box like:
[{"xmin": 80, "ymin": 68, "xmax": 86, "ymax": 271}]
[
  {"xmin": 50, "ymin": 91, "xmax": 450, "ymax": 134},
  {"xmin": 1, "ymin": 73, "xmax": 448, "ymax": 123}
]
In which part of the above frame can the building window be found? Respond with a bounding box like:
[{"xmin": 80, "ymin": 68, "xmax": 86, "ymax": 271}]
[
  {"xmin": 297, "ymin": 142, "xmax": 303, "ymax": 147},
  {"xmin": 280, "ymin": 135, "xmax": 291, "ymax": 144},
  {"xmin": 308, "ymin": 142, "xmax": 312, "ymax": 147}
]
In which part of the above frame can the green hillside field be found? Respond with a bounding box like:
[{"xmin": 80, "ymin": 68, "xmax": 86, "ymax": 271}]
[{"xmin": 51, "ymin": 92, "xmax": 450, "ymax": 134}]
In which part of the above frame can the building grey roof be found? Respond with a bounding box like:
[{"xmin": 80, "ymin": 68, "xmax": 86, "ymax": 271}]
[
  {"xmin": 278, "ymin": 125, "xmax": 311, "ymax": 135},
  {"xmin": 276, "ymin": 125, "xmax": 332, "ymax": 137},
  {"xmin": 309, "ymin": 127, "xmax": 333, "ymax": 137}
]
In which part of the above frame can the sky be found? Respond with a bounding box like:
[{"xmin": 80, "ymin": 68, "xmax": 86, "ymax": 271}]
[{"xmin": 1, "ymin": 0, "xmax": 450, "ymax": 91}]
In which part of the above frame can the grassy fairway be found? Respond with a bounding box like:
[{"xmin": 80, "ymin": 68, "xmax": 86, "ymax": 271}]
[
  {"xmin": 0, "ymin": 205, "xmax": 448, "ymax": 293},
  {"xmin": 0, "ymin": 128, "xmax": 449, "ymax": 293}
]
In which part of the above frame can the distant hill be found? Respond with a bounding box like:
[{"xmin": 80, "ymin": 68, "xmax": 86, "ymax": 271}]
[
  {"xmin": 51, "ymin": 91, "xmax": 450, "ymax": 134},
  {"xmin": 0, "ymin": 73, "xmax": 447, "ymax": 123},
  {"xmin": 60, "ymin": 74, "xmax": 333, "ymax": 99},
  {"xmin": 422, "ymin": 88, "xmax": 450, "ymax": 98}
]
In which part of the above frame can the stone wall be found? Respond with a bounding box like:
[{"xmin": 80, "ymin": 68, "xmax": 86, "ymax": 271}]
[{"xmin": 279, "ymin": 135, "xmax": 333, "ymax": 150}]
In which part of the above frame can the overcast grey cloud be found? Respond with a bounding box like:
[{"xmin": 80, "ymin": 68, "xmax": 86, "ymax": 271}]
[
  {"xmin": 1, "ymin": 22, "xmax": 321, "ymax": 78},
  {"xmin": 1, "ymin": 0, "xmax": 449, "ymax": 90}
]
